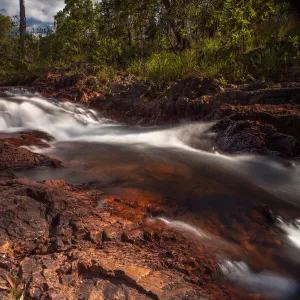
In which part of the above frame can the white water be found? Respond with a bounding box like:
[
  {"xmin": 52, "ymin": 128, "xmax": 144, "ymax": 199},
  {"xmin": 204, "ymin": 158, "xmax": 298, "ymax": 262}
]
[
  {"xmin": 150, "ymin": 217, "xmax": 213, "ymax": 239},
  {"xmin": 1, "ymin": 90, "xmax": 300, "ymax": 205},
  {"xmin": 1, "ymin": 90, "xmax": 300, "ymax": 204},
  {"xmin": 220, "ymin": 260, "xmax": 299, "ymax": 299},
  {"xmin": 277, "ymin": 218, "xmax": 300, "ymax": 249},
  {"xmin": 0, "ymin": 89, "xmax": 215, "ymax": 151}
]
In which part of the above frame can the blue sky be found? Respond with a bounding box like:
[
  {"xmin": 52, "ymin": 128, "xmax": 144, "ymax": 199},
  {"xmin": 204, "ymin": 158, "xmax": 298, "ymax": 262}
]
[{"xmin": 0, "ymin": 0, "xmax": 66, "ymax": 29}]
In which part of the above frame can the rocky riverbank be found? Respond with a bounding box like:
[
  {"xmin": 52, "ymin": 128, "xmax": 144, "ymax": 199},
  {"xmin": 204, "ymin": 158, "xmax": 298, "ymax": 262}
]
[
  {"xmin": 6, "ymin": 71, "xmax": 299, "ymax": 158},
  {"xmin": 90, "ymin": 77, "xmax": 300, "ymax": 157},
  {"xmin": 1, "ymin": 131, "xmax": 299, "ymax": 299},
  {"xmin": 0, "ymin": 132, "xmax": 240, "ymax": 299}
]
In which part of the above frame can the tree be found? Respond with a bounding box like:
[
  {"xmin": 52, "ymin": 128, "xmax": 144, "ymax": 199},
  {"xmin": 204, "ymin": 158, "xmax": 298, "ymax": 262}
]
[
  {"xmin": 54, "ymin": 0, "xmax": 96, "ymax": 60},
  {"xmin": 19, "ymin": 0, "xmax": 26, "ymax": 59},
  {"xmin": 0, "ymin": 14, "xmax": 12, "ymax": 36},
  {"xmin": 0, "ymin": 15, "xmax": 14, "ymax": 68}
]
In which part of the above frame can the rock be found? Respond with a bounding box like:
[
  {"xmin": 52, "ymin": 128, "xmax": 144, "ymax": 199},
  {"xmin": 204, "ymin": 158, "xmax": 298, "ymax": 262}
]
[
  {"xmin": 166, "ymin": 77, "xmax": 223, "ymax": 100},
  {"xmin": 0, "ymin": 177, "xmax": 222, "ymax": 299},
  {"xmin": 0, "ymin": 141, "xmax": 62, "ymax": 170},
  {"xmin": 213, "ymin": 103, "xmax": 300, "ymax": 157},
  {"xmin": 261, "ymin": 206, "xmax": 276, "ymax": 225},
  {"xmin": 268, "ymin": 132, "xmax": 300, "ymax": 156},
  {"xmin": 0, "ymin": 130, "xmax": 53, "ymax": 149},
  {"xmin": 121, "ymin": 229, "xmax": 143, "ymax": 244},
  {"xmin": 102, "ymin": 226, "xmax": 121, "ymax": 242}
]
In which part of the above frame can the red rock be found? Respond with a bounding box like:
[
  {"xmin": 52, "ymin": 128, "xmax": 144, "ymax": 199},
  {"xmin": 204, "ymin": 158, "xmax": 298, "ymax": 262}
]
[
  {"xmin": 0, "ymin": 141, "xmax": 62, "ymax": 170},
  {"xmin": 0, "ymin": 176, "xmax": 224, "ymax": 299}
]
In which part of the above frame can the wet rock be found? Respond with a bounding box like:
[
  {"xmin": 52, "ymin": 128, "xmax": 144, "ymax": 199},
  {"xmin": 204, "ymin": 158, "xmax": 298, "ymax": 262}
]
[
  {"xmin": 213, "ymin": 103, "xmax": 300, "ymax": 157},
  {"xmin": 268, "ymin": 132, "xmax": 300, "ymax": 156},
  {"xmin": 0, "ymin": 141, "xmax": 62, "ymax": 170},
  {"xmin": 0, "ymin": 130, "xmax": 53, "ymax": 149},
  {"xmin": 261, "ymin": 206, "xmax": 276, "ymax": 225}
]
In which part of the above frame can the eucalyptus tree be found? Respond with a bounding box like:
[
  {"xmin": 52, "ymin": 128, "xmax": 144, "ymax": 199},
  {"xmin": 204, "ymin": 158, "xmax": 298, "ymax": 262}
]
[{"xmin": 19, "ymin": 0, "xmax": 26, "ymax": 59}]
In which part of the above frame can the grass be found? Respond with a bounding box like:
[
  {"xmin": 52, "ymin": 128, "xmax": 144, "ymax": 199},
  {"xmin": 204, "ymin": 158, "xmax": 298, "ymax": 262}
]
[
  {"xmin": 126, "ymin": 19, "xmax": 300, "ymax": 85},
  {"xmin": 129, "ymin": 50, "xmax": 200, "ymax": 84},
  {"xmin": 128, "ymin": 34, "xmax": 300, "ymax": 85}
]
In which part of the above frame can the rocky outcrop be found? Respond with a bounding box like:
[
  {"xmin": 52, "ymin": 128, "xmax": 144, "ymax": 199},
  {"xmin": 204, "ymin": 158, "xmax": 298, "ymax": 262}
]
[
  {"xmin": 90, "ymin": 78, "xmax": 300, "ymax": 157},
  {"xmin": 0, "ymin": 131, "xmax": 54, "ymax": 149},
  {"xmin": 0, "ymin": 141, "xmax": 61, "ymax": 170},
  {"xmin": 3, "ymin": 74, "xmax": 299, "ymax": 157},
  {"xmin": 0, "ymin": 177, "xmax": 226, "ymax": 299},
  {"xmin": 214, "ymin": 104, "xmax": 300, "ymax": 156},
  {"xmin": 0, "ymin": 131, "xmax": 226, "ymax": 299},
  {"xmin": 30, "ymin": 73, "xmax": 101, "ymax": 103}
]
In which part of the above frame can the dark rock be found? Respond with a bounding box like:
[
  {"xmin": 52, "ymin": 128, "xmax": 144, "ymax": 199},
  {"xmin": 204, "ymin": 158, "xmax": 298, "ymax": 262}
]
[{"xmin": 261, "ymin": 206, "xmax": 276, "ymax": 225}]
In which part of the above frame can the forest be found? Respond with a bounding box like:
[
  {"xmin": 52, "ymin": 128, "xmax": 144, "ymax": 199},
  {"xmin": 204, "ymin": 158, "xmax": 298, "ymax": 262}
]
[{"xmin": 0, "ymin": 0, "xmax": 300, "ymax": 86}]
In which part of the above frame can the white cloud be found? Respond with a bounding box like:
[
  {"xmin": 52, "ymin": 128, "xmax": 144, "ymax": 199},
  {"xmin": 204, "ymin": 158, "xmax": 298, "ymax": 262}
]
[{"xmin": 0, "ymin": 0, "xmax": 66, "ymax": 24}]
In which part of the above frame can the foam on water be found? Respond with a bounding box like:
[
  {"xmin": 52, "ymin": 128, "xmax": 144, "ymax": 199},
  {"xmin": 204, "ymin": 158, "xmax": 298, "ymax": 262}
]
[
  {"xmin": 277, "ymin": 218, "xmax": 300, "ymax": 249},
  {"xmin": 220, "ymin": 260, "xmax": 299, "ymax": 299},
  {"xmin": 1, "ymin": 90, "xmax": 300, "ymax": 206},
  {"xmin": 0, "ymin": 90, "xmax": 214, "ymax": 151},
  {"xmin": 149, "ymin": 217, "xmax": 229, "ymax": 246},
  {"xmin": 154, "ymin": 217, "xmax": 210, "ymax": 238}
]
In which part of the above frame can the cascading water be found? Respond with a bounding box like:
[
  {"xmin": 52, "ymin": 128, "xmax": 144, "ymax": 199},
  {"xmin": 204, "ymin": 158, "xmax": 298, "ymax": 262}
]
[
  {"xmin": 2, "ymin": 90, "xmax": 300, "ymax": 204},
  {"xmin": 219, "ymin": 260, "xmax": 300, "ymax": 299},
  {"xmin": 277, "ymin": 218, "xmax": 300, "ymax": 249},
  {"xmin": 1, "ymin": 89, "xmax": 220, "ymax": 151}
]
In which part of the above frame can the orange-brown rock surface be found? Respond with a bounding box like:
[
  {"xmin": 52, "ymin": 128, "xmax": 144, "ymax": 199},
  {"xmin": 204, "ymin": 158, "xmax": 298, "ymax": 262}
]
[
  {"xmin": 0, "ymin": 176, "xmax": 227, "ymax": 299},
  {"xmin": 0, "ymin": 131, "xmax": 223, "ymax": 299}
]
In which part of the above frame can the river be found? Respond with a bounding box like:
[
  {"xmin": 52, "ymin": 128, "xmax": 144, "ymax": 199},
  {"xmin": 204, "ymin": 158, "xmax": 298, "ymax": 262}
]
[{"xmin": 1, "ymin": 89, "xmax": 300, "ymax": 299}]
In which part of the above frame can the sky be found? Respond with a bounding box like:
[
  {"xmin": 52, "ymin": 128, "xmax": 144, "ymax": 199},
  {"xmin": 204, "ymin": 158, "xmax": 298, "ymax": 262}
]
[{"xmin": 0, "ymin": 0, "xmax": 66, "ymax": 29}]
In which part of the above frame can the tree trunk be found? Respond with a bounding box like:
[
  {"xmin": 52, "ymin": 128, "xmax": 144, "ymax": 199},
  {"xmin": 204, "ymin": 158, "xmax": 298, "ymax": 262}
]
[
  {"xmin": 127, "ymin": 29, "xmax": 132, "ymax": 46},
  {"xmin": 162, "ymin": 0, "xmax": 190, "ymax": 51},
  {"xmin": 19, "ymin": 0, "xmax": 26, "ymax": 60}
]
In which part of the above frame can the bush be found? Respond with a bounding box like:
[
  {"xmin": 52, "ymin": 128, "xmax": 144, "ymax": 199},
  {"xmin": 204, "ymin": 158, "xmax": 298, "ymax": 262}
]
[{"xmin": 129, "ymin": 51, "xmax": 200, "ymax": 84}]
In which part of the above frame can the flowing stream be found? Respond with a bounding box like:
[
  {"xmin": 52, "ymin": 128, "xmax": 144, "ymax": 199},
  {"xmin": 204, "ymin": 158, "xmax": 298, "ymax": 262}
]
[{"xmin": 1, "ymin": 89, "xmax": 300, "ymax": 298}]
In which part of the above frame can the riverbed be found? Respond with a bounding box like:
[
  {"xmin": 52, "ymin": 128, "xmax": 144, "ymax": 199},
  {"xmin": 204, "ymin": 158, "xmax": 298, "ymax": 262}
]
[{"xmin": 1, "ymin": 89, "xmax": 300, "ymax": 299}]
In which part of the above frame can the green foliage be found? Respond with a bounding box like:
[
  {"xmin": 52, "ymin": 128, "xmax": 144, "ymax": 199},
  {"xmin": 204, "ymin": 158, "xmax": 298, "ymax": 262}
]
[
  {"xmin": 104, "ymin": 88, "xmax": 113, "ymax": 97},
  {"xmin": 0, "ymin": 14, "xmax": 12, "ymax": 35},
  {"xmin": 92, "ymin": 37, "xmax": 122, "ymax": 64},
  {"xmin": 0, "ymin": 0, "xmax": 300, "ymax": 86},
  {"xmin": 130, "ymin": 51, "xmax": 199, "ymax": 83}
]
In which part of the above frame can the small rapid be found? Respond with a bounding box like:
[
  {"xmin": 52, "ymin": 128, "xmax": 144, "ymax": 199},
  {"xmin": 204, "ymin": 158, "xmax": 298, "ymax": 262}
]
[
  {"xmin": 277, "ymin": 218, "xmax": 300, "ymax": 250},
  {"xmin": 153, "ymin": 217, "xmax": 210, "ymax": 238},
  {"xmin": 1, "ymin": 89, "xmax": 299, "ymax": 206},
  {"xmin": 150, "ymin": 216, "xmax": 300, "ymax": 299},
  {"xmin": 0, "ymin": 89, "xmax": 215, "ymax": 151},
  {"xmin": 219, "ymin": 260, "xmax": 299, "ymax": 299}
]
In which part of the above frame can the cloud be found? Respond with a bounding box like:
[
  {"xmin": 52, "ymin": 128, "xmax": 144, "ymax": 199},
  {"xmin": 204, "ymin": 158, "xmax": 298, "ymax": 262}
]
[{"xmin": 0, "ymin": 0, "xmax": 66, "ymax": 24}]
